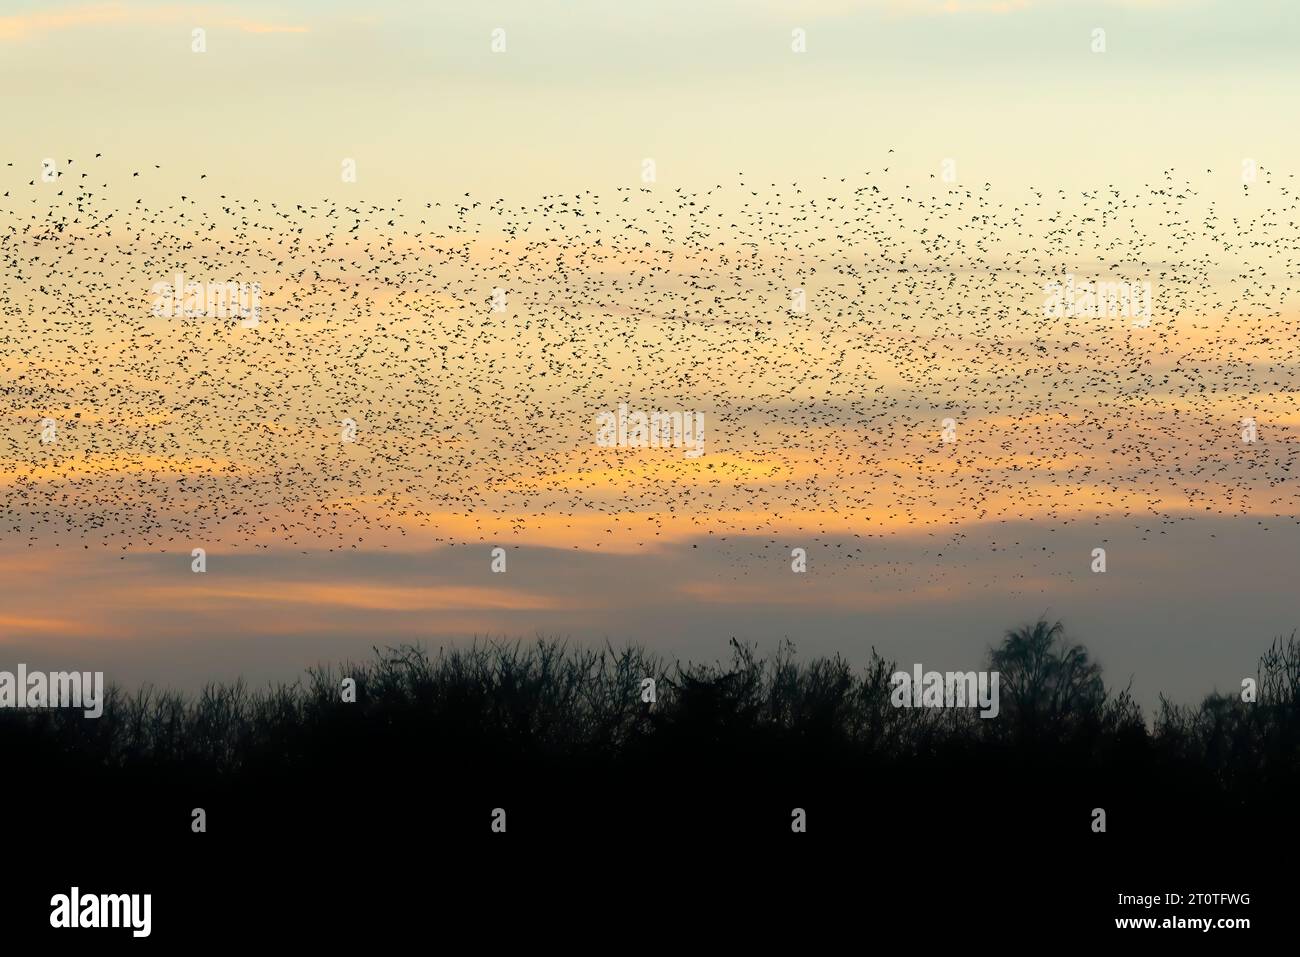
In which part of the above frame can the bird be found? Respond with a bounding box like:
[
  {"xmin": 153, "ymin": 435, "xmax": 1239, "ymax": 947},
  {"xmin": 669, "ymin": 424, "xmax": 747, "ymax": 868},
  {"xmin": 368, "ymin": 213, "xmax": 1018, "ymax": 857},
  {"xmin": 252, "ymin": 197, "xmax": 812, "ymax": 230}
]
[{"xmin": 0, "ymin": 153, "xmax": 1296, "ymax": 589}]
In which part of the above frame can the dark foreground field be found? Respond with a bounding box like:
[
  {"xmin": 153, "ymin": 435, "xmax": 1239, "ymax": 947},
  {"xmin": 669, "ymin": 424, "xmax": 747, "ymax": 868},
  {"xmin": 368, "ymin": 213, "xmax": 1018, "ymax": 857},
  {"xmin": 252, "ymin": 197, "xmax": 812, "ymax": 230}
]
[{"xmin": 4, "ymin": 620, "xmax": 1293, "ymax": 943}]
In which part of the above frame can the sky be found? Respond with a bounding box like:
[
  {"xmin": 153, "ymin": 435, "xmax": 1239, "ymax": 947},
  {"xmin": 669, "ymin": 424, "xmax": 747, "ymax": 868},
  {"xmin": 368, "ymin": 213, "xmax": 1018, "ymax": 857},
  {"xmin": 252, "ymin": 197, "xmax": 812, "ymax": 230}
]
[{"xmin": 2, "ymin": 0, "xmax": 1299, "ymax": 707}]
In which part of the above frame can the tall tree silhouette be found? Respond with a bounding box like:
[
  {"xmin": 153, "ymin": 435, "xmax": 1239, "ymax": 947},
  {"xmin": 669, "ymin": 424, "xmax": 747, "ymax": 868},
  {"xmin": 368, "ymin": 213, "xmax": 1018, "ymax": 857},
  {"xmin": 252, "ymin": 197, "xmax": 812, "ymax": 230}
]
[{"xmin": 989, "ymin": 619, "xmax": 1105, "ymax": 738}]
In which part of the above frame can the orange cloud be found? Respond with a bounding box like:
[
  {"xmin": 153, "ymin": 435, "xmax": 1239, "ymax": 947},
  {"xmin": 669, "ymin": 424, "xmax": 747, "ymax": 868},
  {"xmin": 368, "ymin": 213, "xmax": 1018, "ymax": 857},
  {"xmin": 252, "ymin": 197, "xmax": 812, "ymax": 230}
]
[
  {"xmin": 0, "ymin": 453, "xmax": 236, "ymax": 485},
  {"xmin": 0, "ymin": 614, "xmax": 80, "ymax": 635},
  {"xmin": 0, "ymin": 3, "xmax": 308, "ymax": 41},
  {"xmin": 130, "ymin": 581, "xmax": 567, "ymax": 613}
]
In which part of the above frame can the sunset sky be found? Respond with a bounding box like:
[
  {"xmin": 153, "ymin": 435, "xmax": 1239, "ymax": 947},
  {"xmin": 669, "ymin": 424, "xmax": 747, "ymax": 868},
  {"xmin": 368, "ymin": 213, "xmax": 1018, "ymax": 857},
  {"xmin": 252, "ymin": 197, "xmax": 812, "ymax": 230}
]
[{"xmin": 3, "ymin": 0, "xmax": 1299, "ymax": 708}]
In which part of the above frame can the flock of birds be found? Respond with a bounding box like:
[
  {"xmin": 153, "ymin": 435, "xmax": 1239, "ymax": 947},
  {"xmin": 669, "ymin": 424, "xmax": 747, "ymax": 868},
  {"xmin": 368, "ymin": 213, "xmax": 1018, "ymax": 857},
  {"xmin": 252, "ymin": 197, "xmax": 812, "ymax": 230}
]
[{"xmin": 2, "ymin": 156, "xmax": 1298, "ymax": 581}]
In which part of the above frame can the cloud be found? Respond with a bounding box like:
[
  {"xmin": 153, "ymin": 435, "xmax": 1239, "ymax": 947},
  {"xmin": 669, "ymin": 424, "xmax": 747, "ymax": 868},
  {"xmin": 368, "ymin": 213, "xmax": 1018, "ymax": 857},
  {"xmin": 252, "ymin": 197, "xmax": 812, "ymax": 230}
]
[
  {"xmin": 0, "ymin": 3, "xmax": 308, "ymax": 41},
  {"xmin": 0, "ymin": 614, "xmax": 79, "ymax": 635},
  {"xmin": 130, "ymin": 581, "xmax": 568, "ymax": 613}
]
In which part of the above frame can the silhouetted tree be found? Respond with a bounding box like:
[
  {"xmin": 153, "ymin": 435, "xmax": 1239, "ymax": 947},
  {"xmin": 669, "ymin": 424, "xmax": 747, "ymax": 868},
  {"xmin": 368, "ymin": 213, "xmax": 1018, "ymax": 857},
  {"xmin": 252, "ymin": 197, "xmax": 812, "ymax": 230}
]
[{"xmin": 989, "ymin": 618, "xmax": 1105, "ymax": 738}]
